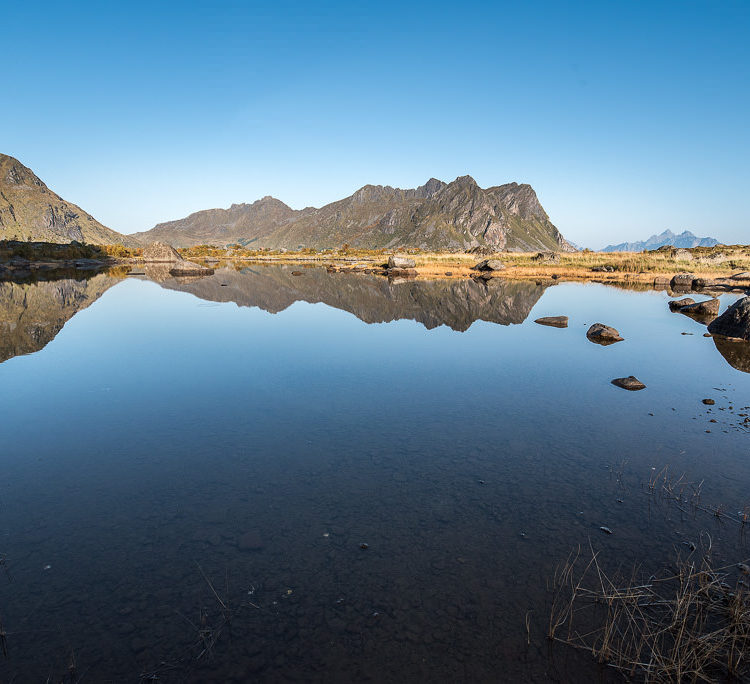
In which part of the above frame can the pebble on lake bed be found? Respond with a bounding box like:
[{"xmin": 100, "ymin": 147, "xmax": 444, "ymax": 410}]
[
  {"xmin": 702, "ymin": 398, "xmax": 715, "ymax": 405},
  {"xmin": 599, "ymin": 526, "xmax": 613, "ymax": 534},
  {"xmin": 611, "ymin": 376, "xmax": 646, "ymax": 391}
]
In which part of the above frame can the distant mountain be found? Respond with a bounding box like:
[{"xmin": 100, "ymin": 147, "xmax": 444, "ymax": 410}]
[
  {"xmin": 602, "ymin": 230, "xmax": 719, "ymax": 252},
  {"xmin": 132, "ymin": 176, "xmax": 575, "ymax": 252},
  {"xmin": 130, "ymin": 196, "xmax": 314, "ymax": 247},
  {"xmin": 0, "ymin": 154, "xmax": 137, "ymax": 246}
]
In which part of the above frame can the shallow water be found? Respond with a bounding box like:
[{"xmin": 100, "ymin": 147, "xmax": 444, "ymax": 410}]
[{"xmin": 0, "ymin": 266, "xmax": 748, "ymax": 682}]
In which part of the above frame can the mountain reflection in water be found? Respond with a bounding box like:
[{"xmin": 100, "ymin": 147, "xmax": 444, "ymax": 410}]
[{"xmin": 147, "ymin": 265, "xmax": 550, "ymax": 331}]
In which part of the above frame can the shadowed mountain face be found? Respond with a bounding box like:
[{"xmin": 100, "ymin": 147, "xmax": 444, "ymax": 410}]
[
  {"xmin": 132, "ymin": 176, "xmax": 573, "ymax": 252},
  {"xmin": 0, "ymin": 153, "xmax": 137, "ymax": 246},
  {"xmin": 146, "ymin": 265, "xmax": 551, "ymax": 331},
  {"xmin": 0, "ymin": 274, "xmax": 119, "ymax": 362}
]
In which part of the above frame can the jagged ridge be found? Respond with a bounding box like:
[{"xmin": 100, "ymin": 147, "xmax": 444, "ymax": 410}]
[{"xmin": 133, "ymin": 175, "xmax": 574, "ymax": 252}]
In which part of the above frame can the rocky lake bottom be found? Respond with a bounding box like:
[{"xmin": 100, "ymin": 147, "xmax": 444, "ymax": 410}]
[{"xmin": 0, "ymin": 265, "xmax": 749, "ymax": 682}]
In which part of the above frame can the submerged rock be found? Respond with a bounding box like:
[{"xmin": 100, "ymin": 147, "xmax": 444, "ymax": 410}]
[
  {"xmin": 611, "ymin": 376, "xmax": 646, "ymax": 391},
  {"xmin": 534, "ymin": 316, "xmax": 568, "ymax": 328},
  {"xmin": 707, "ymin": 296, "xmax": 750, "ymax": 341},
  {"xmin": 238, "ymin": 531, "xmax": 263, "ymax": 551},
  {"xmin": 587, "ymin": 323, "xmax": 624, "ymax": 345}
]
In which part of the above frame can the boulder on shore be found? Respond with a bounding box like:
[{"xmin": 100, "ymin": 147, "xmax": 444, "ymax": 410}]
[
  {"xmin": 534, "ymin": 316, "xmax": 568, "ymax": 328},
  {"xmin": 472, "ymin": 259, "xmax": 505, "ymax": 272},
  {"xmin": 388, "ymin": 255, "xmax": 416, "ymax": 269},
  {"xmin": 707, "ymin": 296, "xmax": 750, "ymax": 341},
  {"xmin": 143, "ymin": 241, "xmax": 182, "ymax": 263},
  {"xmin": 679, "ymin": 298, "xmax": 720, "ymax": 318},
  {"xmin": 531, "ymin": 251, "xmax": 560, "ymax": 264},
  {"xmin": 670, "ymin": 273, "xmax": 695, "ymax": 290},
  {"xmin": 586, "ymin": 323, "xmax": 624, "ymax": 345},
  {"xmin": 611, "ymin": 376, "xmax": 646, "ymax": 391}
]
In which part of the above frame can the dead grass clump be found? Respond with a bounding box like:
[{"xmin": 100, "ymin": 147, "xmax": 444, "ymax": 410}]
[{"xmin": 549, "ymin": 541, "xmax": 750, "ymax": 682}]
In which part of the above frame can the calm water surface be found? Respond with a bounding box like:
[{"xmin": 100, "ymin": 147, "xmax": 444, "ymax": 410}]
[{"xmin": 0, "ymin": 266, "xmax": 748, "ymax": 682}]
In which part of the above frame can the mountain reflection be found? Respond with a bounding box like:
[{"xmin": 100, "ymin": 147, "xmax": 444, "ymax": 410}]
[
  {"xmin": 150, "ymin": 265, "xmax": 551, "ymax": 331},
  {"xmin": 0, "ymin": 273, "xmax": 119, "ymax": 363}
]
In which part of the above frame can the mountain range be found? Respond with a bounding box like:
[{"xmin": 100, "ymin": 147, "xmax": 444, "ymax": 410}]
[
  {"xmin": 0, "ymin": 154, "xmax": 137, "ymax": 246},
  {"xmin": 132, "ymin": 176, "xmax": 575, "ymax": 252},
  {"xmin": 602, "ymin": 229, "xmax": 719, "ymax": 252}
]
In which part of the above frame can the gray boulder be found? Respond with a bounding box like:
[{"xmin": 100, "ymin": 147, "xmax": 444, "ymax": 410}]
[
  {"xmin": 707, "ymin": 296, "xmax": 750, "ymax": 341},
  {"xmin": 472, "ymin": 259, "xmax": 505, "ymax": 272},
  {"xmin": 587, "ymin": 323, "xmax": 624, "ymax": 345},
  {"xmin": 670, "ymin": 273, "xmax": 695, "ymax": 289},
  {"xmin": 388, "ymin": 255, "xmax": 416, "ymax": 269}
]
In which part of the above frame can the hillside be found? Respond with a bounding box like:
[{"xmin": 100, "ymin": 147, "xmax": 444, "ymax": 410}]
[
  {"xmin": 133, "ymin": 176, "xmax": 574, "ymax": 252},
  {"xmin": 0, "ymin": 154, "xmax": 137, "ymax": 246},
  {"xmin": 603, "ymin": 229, "xmax": 719, "ymax": 252},
  {"xmin": 130, "ymin": 196, "xmax": 312, "ymax": 247}
]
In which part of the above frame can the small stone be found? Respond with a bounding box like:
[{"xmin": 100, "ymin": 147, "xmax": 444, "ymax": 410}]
[
  {"xmin": 291, "ymin": 271, "xmax": 302, "ymax": 276},
  {"xmin": 611, "ymin": 376, "xmax": 646, "ymax": 391},
  {"xmin": 360, "ymin": 543, "xmax": 369, "ymax": 550},
  {"xmin": 599, "ymin": 526, "xmax": 613, "ymax": 534},
  {"xmin": 534, "ymin": 316, "xmax": 568, "ymax": 328},
  {"xmin": 703, "ymin": 399, "xmax": 716, "ymax": 405}
]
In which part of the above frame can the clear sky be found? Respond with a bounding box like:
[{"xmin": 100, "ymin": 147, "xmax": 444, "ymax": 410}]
[{"xmin": 4, "ymin": 1, "xmax": 748, "ymax": 248}]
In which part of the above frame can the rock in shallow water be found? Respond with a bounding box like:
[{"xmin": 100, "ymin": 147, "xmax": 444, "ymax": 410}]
[
  {"xmin": 611, "ymin": 376, "xmax": 646, "ymax": 391},
  {"xmin": 679, "ymin": 298, "xmax": 720, "ymax": 317},
  {"xmin": 669, "ymin": 297, "xmax": 695, "ymax": 311},
  {"xmin": 707, "ymin": 296, "xmax": 750, "ymax": 341},
  {"xmin": 587, "ymin": 323, "xmax": 623, "ymax": 344},
  {"xmin": 534, "ymin": 316, "xmax": 568, "ymax": 328}
]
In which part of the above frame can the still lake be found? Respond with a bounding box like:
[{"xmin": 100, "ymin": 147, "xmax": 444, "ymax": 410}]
[{"xmin": 0, "ymin": 265, "xmax": 748, "ymax": 682}]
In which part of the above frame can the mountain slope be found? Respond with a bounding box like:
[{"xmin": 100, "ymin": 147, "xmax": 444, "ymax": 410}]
[
  {"xmin": 133, "ymin": 176, "xmax": 574, "ymax": 252},
  {"xmin": 130, "ymin": 196, "xmax": 310, "ymax": 247},
  {"xmin": 0, "ymin": 154, "xmax": 136, "ymax": 246},
  {"xmin": 603, "ymin": 229, "xmax": 719, "ymax": 252}
]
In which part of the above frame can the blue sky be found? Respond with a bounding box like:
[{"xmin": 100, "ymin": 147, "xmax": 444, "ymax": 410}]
[{"xmin": 4, "ymin": 0, "xmax": 748, "ymax": 247}]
